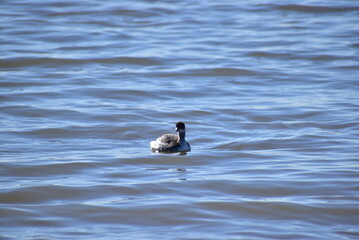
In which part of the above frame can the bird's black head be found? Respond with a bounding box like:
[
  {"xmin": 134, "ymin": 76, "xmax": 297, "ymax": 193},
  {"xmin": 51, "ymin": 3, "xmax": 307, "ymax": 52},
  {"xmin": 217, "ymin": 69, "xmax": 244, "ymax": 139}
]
[{"xmin": 175, "ymin": 122, "xmax": 186, "ymax": 131}]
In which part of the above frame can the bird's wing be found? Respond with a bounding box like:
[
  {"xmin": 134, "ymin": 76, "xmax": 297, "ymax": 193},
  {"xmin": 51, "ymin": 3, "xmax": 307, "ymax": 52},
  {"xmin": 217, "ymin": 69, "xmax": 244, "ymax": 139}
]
[{"xmin": 156, "ymin": 134, "xmax": 180, "ymax": 148}]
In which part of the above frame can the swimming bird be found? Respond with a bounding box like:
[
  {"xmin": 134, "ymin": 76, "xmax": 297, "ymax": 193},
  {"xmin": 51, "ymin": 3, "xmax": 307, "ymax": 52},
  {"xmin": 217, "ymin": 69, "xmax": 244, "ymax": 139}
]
[{"xmin": 150, "ymin": 122, "xmax": 191, "ymax": 153}]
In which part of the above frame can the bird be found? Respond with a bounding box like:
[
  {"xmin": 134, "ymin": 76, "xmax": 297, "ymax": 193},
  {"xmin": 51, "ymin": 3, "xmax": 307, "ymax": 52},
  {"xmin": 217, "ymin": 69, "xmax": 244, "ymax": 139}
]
[{"xmin": 150, "ymin": 122, "xmax": 191, "ymax": 153}]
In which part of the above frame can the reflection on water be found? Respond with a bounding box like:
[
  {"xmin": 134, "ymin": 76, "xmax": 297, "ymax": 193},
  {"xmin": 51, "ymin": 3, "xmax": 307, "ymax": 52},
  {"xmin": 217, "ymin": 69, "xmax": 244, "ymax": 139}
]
[{"xmin": 1, "ymin": 0, "xmax": 359, "ymax": 239}]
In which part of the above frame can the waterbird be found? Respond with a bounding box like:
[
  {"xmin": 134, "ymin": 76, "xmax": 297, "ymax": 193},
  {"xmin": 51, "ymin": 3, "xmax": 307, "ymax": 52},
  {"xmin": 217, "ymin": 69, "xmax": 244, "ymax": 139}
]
[{"xmin": 150, "ymin": 122, "xmax": 191, "ymax": 153}]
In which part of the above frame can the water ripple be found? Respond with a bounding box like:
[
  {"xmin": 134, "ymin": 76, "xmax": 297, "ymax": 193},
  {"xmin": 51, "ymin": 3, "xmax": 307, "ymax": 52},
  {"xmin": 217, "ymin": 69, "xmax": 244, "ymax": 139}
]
[{"xmin": 1, "ymin": 0, "xmax": 359, "ymax": 239}]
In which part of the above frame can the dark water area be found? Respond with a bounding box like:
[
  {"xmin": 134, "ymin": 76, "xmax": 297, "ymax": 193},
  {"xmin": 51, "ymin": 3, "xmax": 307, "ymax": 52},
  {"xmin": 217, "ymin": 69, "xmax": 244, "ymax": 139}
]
[{"xmin": 1, "ymin": 0, "xmax": 359, "ymax": 239}]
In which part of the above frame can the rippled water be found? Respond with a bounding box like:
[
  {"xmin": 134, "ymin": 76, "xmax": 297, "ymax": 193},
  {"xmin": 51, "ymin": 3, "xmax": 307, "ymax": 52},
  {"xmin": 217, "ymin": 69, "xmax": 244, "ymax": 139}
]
[{"xmin": 1, "ymin": 0, "xmax": 359, "ymax": 239}]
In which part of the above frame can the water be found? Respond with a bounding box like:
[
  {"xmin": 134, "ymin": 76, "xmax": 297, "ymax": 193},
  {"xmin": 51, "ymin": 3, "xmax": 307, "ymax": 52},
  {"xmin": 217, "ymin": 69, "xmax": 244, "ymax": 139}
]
[{"xmin": 1, "ymin": 0, "xmax": 359, "ymax": 239}]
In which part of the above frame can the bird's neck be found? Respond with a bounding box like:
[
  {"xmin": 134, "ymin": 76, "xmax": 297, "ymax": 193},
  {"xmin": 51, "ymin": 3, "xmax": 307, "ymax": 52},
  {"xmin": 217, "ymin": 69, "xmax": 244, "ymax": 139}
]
[{"xmin": 178, "ymin": 131, "xmax": 186, "ymax": 143}]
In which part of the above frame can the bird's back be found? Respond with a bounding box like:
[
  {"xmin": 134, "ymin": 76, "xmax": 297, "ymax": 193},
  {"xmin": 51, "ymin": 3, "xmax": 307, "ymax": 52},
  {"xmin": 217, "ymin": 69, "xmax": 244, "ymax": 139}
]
[{"xmin": 150, "ymin": 134, "xmax": 180, "ymax": 152}]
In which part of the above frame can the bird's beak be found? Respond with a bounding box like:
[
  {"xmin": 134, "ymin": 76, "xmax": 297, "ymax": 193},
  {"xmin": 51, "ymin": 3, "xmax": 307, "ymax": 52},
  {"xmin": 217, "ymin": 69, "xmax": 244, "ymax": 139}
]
[{"xmin": 175, "ymin": 127, "xmax": 178, "ymax": 132}]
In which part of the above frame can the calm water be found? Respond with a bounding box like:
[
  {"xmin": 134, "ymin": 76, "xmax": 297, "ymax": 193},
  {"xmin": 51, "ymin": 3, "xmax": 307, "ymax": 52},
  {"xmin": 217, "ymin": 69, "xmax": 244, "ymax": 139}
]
[{"xmin": 1, "ymin": 0, "xmax": 359, "ymax": 239}]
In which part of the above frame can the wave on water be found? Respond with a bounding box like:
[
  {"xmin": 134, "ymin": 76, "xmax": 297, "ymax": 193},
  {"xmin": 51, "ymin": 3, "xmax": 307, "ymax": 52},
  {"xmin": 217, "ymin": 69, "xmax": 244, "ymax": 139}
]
[{"xmin": 1, "ymin": 0, "xmax": 359, "ymax": 239}]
